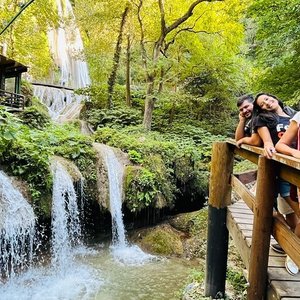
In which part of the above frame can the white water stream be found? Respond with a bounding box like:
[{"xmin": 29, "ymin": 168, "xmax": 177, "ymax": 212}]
[
  {"xmin": 0, "ymin": 164, "xmax": 102, "ymax": 299},
  {"xmin": 33, "ymin": 0, "xmax": 90, "ymax": 121},
  {"xmin": 0, "ymin": 171, "xmax": 36, "ymax": 279},
  {"xmin": 97, "ymin": 144, "xmax": 156, "ymax": 266}
]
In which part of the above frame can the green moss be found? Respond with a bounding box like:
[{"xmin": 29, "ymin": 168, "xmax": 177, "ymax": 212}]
[{"xmin": 141, "ymin": 225, "xmax": 183, "ymax": 255}]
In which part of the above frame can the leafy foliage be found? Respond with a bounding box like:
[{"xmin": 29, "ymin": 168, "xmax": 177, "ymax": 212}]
[
  {"xmin": 84, "ymin": 107, "xmax": 142, "ymax": 131},
  {"xmin": 94, "ymin": 124, "xmax": 221, "ymax": 212},
  {"xmin": 0, "ymin": 108, "xmax": 96, "ymax": 216},
  {"xmin": 19, "ymin": 106, "xmax": 51, "ymax": 129},
  {"xmin": 247, "ymin": 1, "xmax": 300, "ymax": 103}
]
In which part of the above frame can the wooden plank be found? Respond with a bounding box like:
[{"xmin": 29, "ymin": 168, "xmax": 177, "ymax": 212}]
[
  {"xmin": 238, "ymin": 223, "xmax": 254, "ymax": 230},
  {"xmin": 230, "ymin": 200, "xmax": 249, "ymax": 208},
  {"xmin": 227, "ymin": 210, "xmax": 251, "ymax": 270},
  {"xmin": 268, "ymin": 267, "xmax": 300, "ymax": 281},
  {"xmin": 241, "ymin": 229, "xmax": 253, "ymax": 237},
  {"xmin": 233, "ymin": 146, "xmax": 260, "ymax": 164},
  {"xmin": 228, "ymin": 207, "xmax": 253, "ymax": 215},
  {"xmin": 230, "ymin": 209, "xmax": 254, "ymax": 220},
  {"xmin": 270, "ymin": 280, "xmax": 300, "ymax": 298},
  {"xmin": 231, "ymin": 175, "xmax": 255, "ymax": 211},
  {"xmin": 268, "ymin": 256, "xmax": 286, "ymax": 268},
  {"xmin": 228, "ymin": 139, "xmax": 300, "ymax": 171},
  {"xmin": 233, "ymin": 218, "xmax": 254, "ymax": 224},
  {"xmin": 273, "ymin": 217, "xmax": 300, "ymax": 267}
]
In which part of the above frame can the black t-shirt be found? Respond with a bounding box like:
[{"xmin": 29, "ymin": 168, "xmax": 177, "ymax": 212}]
[
  {"xmin": 255, "ymin": 115, "xmax": 290, "ymax": 144},
  {"xmin": 244, "ymin": 118, "xmax": 253, "ymax": 137}
]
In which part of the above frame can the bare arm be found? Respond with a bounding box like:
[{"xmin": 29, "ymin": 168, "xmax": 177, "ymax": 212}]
[
  {"xmin": 235, "ymin": 115, "xmax": 247, "ymax": 141},
  {"xmin": 275, "ymin": 121, "xmax": 300, "ymax": 158},
  {"xmin": 257, "ymin": 126, "xmax": 275, "ymax": 159},
  {"xmin": 236, "ymin": 133, "xmax": 262, "ymax": 147}
]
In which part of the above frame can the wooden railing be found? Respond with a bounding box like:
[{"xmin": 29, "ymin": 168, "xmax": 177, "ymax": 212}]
[
  {"xmin": 205, "ymin": 140, "xmax": 300, "ymax": 300},
  {"xmin": 0, "ymin": 89, "xmax": 25, "ymax": 110}
]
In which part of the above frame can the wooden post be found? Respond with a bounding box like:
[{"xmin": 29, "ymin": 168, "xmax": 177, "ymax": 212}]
[
  {"xmin": 205, "ymin": 142, "xmax": 234, "ymax": 298},
  {"xmin": 247, "ymin": 156, "xmax": 276, "ymax": 300}
]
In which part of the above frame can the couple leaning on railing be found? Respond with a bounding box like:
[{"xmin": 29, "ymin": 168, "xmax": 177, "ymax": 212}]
[{"xmin": 235, "ymin": 92, "xmax": 300, "ymax": 276}]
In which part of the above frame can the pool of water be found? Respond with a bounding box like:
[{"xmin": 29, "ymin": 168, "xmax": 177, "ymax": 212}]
[{"xmin": 0, "ymin": 242, "xmax": 199, "ymax": 300}]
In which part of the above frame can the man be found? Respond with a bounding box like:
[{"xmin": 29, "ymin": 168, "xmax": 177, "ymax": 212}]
[{"xmin": 235, "ymin": 94, "xmax": 261, "ymax": 146}]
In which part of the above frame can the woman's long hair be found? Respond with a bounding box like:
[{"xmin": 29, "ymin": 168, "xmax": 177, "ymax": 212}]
[{"xmin": 252, "ymin": 92, "xmax": 285, "ymax": 129}]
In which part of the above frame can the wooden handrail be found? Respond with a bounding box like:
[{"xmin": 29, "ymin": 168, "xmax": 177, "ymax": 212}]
[
  {"xmin": 205, "ymin": 140, "xmax": 300, "ymax": 300},
  {"xmin": 0, "ymin": 89, "xmax": 25, "ymax": 110}
]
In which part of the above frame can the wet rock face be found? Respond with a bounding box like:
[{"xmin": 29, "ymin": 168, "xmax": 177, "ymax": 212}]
[
  {"xmin": 93, "ymin": 143, "xmax": 131, "ymax": 210},
  {"xmin": 129, "ymin": 209, "xmax": 208, "ymax": 258},
  {"xmin": 51, "ymin": 156, "xmax": 82, "ymax": 181}
]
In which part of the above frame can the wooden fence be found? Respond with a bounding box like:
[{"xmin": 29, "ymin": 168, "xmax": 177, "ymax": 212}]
[
  {"xmin": 205, "ymin": 140, "xmax": 300, "ymax": 300},
  {"xmin": 0, "ymin": 89, "xmax": 25, "ymax": 110}
]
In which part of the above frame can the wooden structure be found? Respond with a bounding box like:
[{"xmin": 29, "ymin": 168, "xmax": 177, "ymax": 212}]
[
  {"xmin": 205, "ymin": 140, "xmax": 300, "ymax": 300},
  {"xmin": 0, "ymin": 54, "xmax": 27, "ymax": 110}
]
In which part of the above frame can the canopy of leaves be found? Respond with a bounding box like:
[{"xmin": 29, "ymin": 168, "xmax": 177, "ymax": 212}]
[
  {"xmin": 247, "ymin": 1, "xmax": 300, "ymax": 103},
  {"xmin": 0, "ymin": 0, "xmax": 58, "ymax": 78}
]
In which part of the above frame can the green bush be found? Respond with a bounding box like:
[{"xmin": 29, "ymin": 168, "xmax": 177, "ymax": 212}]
[
  {"xmin": 94, "ymin": 125, "xmax": 220, "ymax": 212},
  {"xmin": 19, "ymin": 106, "xmax": 51, "ymax": 129}
]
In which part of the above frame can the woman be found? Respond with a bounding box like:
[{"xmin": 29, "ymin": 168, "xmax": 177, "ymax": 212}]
[
  {"xmin": 253, "ymin": 92, "xmax": 296, "ymax": 158},
  {"xmin": 275, "ymin": 110, "xmax": 300, "ymax": 212},
  {"xmin": 253, "ymin": 92, "xmax": 300, "ymax": 275},
  {"xmin": 276, "ymin": 110, "xmax": 300, "ymax": 161}
]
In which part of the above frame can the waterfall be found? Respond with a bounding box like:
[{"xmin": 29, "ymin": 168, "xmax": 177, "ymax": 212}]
[
  {"xmin": 0, "ymin": 170, "xmax": 37, "ymax": 278},
  {"xmin": 51, "ymin": 161, "xmax": 82, "ymax": 268},
  {"xmin": 0, "ymin": 163, "xmax": 102, "ymax": 299},
  {"xmin": 97, "ymin": 144, "xmax": 157, "ymax": 265},
  {"xmin": 33, "ymin": 0, "xmax": 90, "ymax": 121},
  {"xmin": 99, "ymin": 144, "xmax": 126, "ymax": 247}
]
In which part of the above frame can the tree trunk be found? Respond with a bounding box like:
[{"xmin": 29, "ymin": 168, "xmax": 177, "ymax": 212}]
[
  {"xmin": 158, "ymin": 67, "xmax": 164, "ymax": 93},
  {"xmin": 125, "ymin": 34, "xmax": 131, "ymax": 107},
  {"xmin": 143, "ymin": 77, "xmax": 155, "ymax": 130},
  {"xmin": 107, "ymin": 5, "xmax": 129, "ymax": 109}
]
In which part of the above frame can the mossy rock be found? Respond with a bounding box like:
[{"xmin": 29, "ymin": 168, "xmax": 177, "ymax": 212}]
[
  {"xmin": 136, "ymin": 224, "xmax": 184, "ymax": 256},
  {"xmin": 168, "ymin": 208, "xmax": 208, "ymax": 236}
]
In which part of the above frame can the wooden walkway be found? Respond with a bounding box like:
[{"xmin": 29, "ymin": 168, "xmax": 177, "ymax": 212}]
[
  {"xmin": 228, "ymin": 199, "xmax": 300, "ymax": 299},
  {"xmin": 205, "ymin": 141, "xmax": 300, "ymax": 299}
]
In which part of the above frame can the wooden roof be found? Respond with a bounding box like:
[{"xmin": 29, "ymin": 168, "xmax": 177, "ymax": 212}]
[{"xmin": 0, "ymin": 54, "xmax": 28, "ymax": 77}]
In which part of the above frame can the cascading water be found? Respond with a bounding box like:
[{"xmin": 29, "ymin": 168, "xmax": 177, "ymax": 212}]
[
  {"xmin": 0, "ymin": 171, "xmax": 37, "ymax": 279},
  {"xmin": 98, "ymin": 144, "xmax": 157, "ymax": 265},
  {"xmin": 0, "ymin": 163, "xmax": 102, "ymax": 299},
  {"xmin": 51, "ymin": 161, "xmax": 82, "ymax": 268},
  {"xmin": 99, "ymin": 145, "xmax": 126, "ymax": 247},
  {"xmin": 33, "ymin": 0, "xmax": 90, "ymax": 121}
]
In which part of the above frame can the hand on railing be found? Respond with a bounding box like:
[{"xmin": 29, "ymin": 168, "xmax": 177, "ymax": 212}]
[{"xmin": 263, "ymin": 142, "xmax": 276, "ymax": 159}]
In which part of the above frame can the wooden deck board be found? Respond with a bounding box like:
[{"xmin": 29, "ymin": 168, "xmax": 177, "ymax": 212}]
[{"xmin": 227, "ymin": 200, "xmax": 300, "ymax": 299}]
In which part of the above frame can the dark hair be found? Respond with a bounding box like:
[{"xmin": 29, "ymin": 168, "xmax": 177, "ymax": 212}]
[
  {"xmin": 236, "ymin": 94, "xmax": 254, "ymax": 108},
  {"xmin": 252, "ymin": 92, "xmax": 285, "ymax": 129},
  {"xmin": 253, "ymin": 92, "xmax": 284, "ymax": 112}
]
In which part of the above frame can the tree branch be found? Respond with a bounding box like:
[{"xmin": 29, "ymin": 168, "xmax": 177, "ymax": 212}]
[{"xmin": 166, "ymin": 0, "xmax": 223, "ymax": 34}]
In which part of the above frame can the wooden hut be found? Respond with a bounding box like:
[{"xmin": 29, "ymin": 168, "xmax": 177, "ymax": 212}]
[{"xmin": 0, "ymin": 54, "xmax": 28, "ymax": 110}]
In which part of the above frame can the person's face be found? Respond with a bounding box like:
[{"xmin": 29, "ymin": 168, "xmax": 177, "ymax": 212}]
[
  {"xmin": 239, "ymin": 100, "xmax": 253, "ymax": 118},
  {"xmin": 256, "ymin": 94, "xmax": 279, "ymax": 111}
]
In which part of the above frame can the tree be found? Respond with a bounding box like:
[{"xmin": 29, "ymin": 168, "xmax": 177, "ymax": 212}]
[
  {"xmin": 247, "ymin": 0, "xmax": 300, "ymax": 103},
  {"xmin": 136, "ymin": 0, "xmax": 251, "ymax": 130},
  {"xmin": 75, "ymin": 0, "xmax": 251, "ymax": 126},
  {"xmin": 107, "ymin": 4, "xmax": 130, "ymax": 109},
  {"xmin": 0, "ymin": 0, "xmax": 58, "ymax": 79}
]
